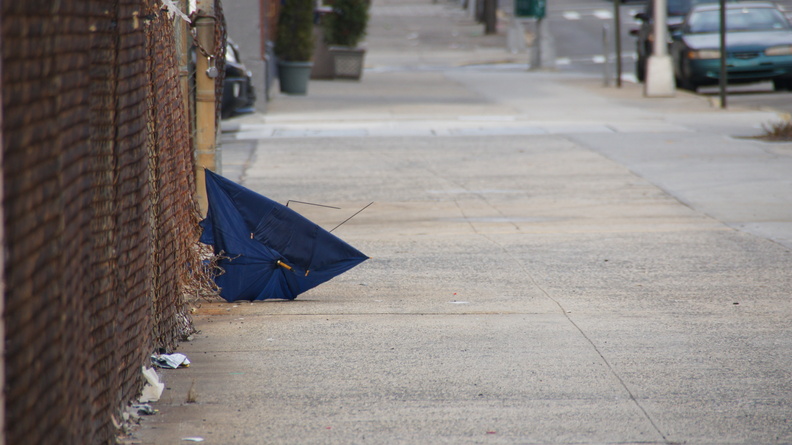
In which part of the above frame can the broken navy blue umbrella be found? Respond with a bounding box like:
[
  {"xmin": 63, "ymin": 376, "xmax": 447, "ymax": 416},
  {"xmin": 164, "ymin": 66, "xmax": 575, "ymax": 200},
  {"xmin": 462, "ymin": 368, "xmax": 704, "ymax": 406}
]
[{"xmin": 199, "ymin": 170, "xmax": 369, "ymax": 301}]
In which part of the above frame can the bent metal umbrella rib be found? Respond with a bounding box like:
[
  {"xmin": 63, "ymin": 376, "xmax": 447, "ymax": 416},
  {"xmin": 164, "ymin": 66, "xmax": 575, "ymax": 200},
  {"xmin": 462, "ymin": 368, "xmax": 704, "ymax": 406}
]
[{"xmin": 199, "ymin": 170, "xmax": 369, "ymax": 301}]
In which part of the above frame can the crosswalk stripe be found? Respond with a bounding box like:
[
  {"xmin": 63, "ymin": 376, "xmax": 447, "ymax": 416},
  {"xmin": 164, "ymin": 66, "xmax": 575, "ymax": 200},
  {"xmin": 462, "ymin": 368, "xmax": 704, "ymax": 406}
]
[{"xmin": 593, "ymin": 9, "xmax": 613, "ymax": 19}]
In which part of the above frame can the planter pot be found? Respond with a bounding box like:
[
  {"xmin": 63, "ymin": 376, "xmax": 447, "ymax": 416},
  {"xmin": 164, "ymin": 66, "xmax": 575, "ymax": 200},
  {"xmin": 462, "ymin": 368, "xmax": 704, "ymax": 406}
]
[
  {"xmin": 277, "ymin": 61, "xmax": 314, "ymax": 95},
  {"xmin": 329, "ymin": 46, "xmax": 366, "ymax": 80}
]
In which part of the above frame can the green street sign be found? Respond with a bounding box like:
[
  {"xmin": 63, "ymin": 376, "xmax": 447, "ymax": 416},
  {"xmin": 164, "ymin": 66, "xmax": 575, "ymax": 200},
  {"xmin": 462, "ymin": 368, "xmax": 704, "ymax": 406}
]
[{"xmin": 515, "ymin": 0, "xmax": 546, "ymax": 19}]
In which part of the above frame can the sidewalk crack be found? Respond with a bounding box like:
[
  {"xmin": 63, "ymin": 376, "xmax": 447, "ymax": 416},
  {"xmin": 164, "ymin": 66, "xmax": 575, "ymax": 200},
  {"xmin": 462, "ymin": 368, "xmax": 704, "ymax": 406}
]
[{"xmin": 479, "ymin": 232, "xmax": 672, "ymax": 444}]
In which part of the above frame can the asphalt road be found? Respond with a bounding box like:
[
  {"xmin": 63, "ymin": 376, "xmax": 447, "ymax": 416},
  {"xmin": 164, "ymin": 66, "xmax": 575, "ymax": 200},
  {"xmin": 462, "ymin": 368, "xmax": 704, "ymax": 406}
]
[
  {"xmin": 221, "ymin": 0, "xmax": 792, "ymax": 116},
  {"xmin": 547, "ymin": 0, "xmax": 643, "ymax": 78},
  {"xmin": 547, "ymin": 0, "xmax": 792, "ymax": 114}
]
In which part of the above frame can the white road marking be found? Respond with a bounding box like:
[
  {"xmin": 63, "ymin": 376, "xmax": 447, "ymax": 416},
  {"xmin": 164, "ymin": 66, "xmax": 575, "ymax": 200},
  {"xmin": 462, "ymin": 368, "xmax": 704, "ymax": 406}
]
[{"xmin": 593, "ymin": 9, "xmax": 613, "ymax": 19}]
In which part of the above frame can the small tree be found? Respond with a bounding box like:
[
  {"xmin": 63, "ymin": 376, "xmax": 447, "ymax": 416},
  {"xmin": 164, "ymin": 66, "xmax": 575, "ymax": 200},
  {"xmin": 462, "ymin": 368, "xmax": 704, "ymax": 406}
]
[
  {"xmin": 324, "ymin": 0, "xmax": 370, "ymax": 47},
  {"xmin": 275, "ymin": 0, "xmax": 315, "ymax": 62}
]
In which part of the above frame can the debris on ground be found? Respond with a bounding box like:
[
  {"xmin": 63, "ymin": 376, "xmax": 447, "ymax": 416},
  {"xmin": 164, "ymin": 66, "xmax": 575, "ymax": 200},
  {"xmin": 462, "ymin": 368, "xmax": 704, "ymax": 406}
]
[
  {"xmin": 139, "ymin": 367, "xmax": 165, "ymax": 403},
  {"xmin": 152, "ymin": 352, "xmax": 191, "ymax": 369}
]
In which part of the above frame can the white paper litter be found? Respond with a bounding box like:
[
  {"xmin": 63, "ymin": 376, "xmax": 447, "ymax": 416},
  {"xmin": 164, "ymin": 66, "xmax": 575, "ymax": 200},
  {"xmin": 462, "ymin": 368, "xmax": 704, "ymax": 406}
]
[
  {"xmin": 139, "ymin": 366, "xmax": 165, "ymax": 403},
  {"xmin": 152, "ymin": 352, "xmax": 191, "ymax": 369}
]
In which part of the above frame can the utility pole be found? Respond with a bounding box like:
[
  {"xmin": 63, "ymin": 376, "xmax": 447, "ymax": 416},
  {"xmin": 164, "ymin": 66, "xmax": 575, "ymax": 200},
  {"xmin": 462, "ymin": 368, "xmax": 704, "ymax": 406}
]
[
  {"xmin": 644, "ymin": 0, "xmax": 675, "ymax": 96},
  {"xmin": 484, "ymin": 0, "xmax": 497, "ymax": 34},
  {"xmin": 194, "ymin": 0, "xmax": 218, "ymax": 215},
  {"xmin": 614, "ymin": 0, "xmax": 622, "ymax": 87}
]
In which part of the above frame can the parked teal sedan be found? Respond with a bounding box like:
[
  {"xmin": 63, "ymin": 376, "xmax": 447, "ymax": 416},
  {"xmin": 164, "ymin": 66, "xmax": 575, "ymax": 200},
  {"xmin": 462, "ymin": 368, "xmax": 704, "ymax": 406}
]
[{"xmin": 670, "ymin": 2, "xmax": 792, "ymax": 91}]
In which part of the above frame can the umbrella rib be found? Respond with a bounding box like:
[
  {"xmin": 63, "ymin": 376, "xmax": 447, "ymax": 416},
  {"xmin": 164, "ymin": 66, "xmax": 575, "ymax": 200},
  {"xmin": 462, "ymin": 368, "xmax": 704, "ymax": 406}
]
[
  {"xmin": 286, "ymin": 200, "xmax": 341, "ymax": 210},
  {"xmin": 329, "ymin": 202, "xmax": 374, "ymax": 233}
]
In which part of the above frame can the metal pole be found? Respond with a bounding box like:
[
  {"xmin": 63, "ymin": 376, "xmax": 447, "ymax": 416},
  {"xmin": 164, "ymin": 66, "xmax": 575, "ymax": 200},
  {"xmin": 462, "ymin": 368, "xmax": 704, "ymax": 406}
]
[
  {"xmin": 484, "ymin": 0, "xmax": 497, "ymax": 34},
  {"xmin": 614, "ymin": 0, "xmax": 622, "ymax": 87},
  {"xmin": 719, "ymin": 0, "xmax": 727, "ymax": 108},
  {"xmin": 603, "ymin": 25, "xmax": 611, "ymax": 87},
  {"xmin": 176, "ymin": 0, "xmax": 191, "ymax": 128},
  {"xmin": 0, "ymin": 22, "xmax": 5, "ymax": 444},
  {"xmin": 194, "ymin": 0, "xmax": 217, "ymax": 215},
  {"xmin": 530, "ymin": 17, "xmax": 542, "ymax": 70}
]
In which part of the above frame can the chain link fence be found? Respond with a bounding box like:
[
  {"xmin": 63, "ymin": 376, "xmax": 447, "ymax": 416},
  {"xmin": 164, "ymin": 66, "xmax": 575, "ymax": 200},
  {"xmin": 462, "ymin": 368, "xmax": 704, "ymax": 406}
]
[{"xmin": 1, "ymin": 0, "xmax": 217, "ymax": 442}]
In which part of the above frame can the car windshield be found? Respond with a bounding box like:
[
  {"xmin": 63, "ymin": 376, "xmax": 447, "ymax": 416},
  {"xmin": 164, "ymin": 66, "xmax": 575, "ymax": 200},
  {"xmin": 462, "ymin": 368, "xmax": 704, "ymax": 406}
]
[
  {"xmin": 686, "ymin": 7, "xmax": 791, "ymax": 33},
  {"xmin": 667, "ymin": 0, "xmax": 718, "ymax": 16}
]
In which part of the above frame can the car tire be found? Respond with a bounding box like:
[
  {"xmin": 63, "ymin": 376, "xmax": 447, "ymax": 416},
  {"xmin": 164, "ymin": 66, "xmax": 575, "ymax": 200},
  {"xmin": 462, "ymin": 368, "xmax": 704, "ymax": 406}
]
[
  {"xmin": 676, "ymin": 59, "xmax": 698, "ymax": 92},
  {"xmin": 676, "ymin": 78, "xmax": 697, "ymax": 92},
  {"xmin": 772, "ymin": 78, "xmax": 792, "ymax": 92}
]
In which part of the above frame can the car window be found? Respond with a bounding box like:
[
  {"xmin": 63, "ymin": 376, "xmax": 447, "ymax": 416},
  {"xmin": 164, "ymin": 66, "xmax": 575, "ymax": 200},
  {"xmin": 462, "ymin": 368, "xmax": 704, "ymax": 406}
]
[
  {"xmin": 686, "ymin": 7, "xmax": 791, "ymax": 33},
  {"xmin": 645, "ymin": 0, "xmax": 722, "ymax": 18},
  {"xmin": 668, "ymin": 0, "xmax": 693, "ymax": 16},
  {"xmin": 738, "ymin": 8, "xmax": 790, "ymax": 30}
]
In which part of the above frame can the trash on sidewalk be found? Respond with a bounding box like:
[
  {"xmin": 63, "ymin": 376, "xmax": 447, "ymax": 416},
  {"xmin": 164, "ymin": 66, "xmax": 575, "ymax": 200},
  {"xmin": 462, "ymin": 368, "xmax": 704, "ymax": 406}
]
[
  {"xmin": 139, "ymin": 367, "xmax": 165, "ymax": 403},
  {"xmin": 131, "ymin": 403, "xmax": 157, "ymax": 415},
  {"xmin": 181, "ymin": 438, "xmax": 204, "ymax": 442},
  {"xmin": 152, "ymin": 352, "xmax": 191, "ymax": 369},
  {"xmin": 199, "ymin": 169, "xmax": 369, "ymax": 301}
]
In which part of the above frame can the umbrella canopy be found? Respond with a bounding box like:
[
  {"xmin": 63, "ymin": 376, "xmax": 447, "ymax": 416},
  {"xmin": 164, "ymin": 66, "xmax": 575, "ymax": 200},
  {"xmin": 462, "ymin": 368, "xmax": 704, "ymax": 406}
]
[{"xmin": 199, "ymin": 170, "xmax": 368, "ymax": 301}]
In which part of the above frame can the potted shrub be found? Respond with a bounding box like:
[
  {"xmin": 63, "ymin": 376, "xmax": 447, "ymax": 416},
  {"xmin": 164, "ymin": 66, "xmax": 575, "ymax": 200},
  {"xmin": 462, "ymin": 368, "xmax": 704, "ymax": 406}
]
[
  {"xmin": 323, "ymin": 0, "xmax": 370, "ymax": 80},
  {"xmin": 275, "ymin": 0, "xmax": 315, "ymax": 94}
]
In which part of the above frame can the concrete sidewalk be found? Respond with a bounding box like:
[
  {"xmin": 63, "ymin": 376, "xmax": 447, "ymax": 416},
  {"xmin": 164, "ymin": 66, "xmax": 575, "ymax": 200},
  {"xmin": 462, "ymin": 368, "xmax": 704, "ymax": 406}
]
[{"xmin": 133, "ymin": 1, "xmax": 792, "ymax": 444}]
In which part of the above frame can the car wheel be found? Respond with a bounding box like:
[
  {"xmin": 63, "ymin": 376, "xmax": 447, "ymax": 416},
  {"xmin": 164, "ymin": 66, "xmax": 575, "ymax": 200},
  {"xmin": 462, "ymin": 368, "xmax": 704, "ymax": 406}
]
[
  {"xmin": 677, "ymin": 78, "xmax": 697, "ymax": 92},
  {"xmin": 677, "ymin": 59, "xmax": 698, "ymax": 92},
  {"xmin": 772, "ymin": 78, "xmax": 792, "ymax": 92}
]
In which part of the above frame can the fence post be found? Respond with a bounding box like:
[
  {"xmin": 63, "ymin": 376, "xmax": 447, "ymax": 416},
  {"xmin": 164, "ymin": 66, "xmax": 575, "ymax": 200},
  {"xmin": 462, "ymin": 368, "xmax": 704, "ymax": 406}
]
[
  {"xmin": 194, "ymin": 0, "xmax": 218, "ymax": 215},
  {"xmin": 175, "ymin": 0, "xmax": 191, "ymax": 123}
]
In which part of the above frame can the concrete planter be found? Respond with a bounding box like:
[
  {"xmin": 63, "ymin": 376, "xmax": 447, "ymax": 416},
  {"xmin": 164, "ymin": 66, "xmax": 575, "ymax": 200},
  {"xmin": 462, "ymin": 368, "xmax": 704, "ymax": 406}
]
[{"xmin": 329, "ymin": 46, "xmax": 366, "ymax": 80}]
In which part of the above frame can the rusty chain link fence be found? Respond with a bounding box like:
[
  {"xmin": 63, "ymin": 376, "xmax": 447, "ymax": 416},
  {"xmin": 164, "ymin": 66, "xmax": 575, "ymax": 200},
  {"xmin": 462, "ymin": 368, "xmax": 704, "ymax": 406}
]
[{"xmin": 1, "ymin": 0, "xmax": 219, "ymax": 443}]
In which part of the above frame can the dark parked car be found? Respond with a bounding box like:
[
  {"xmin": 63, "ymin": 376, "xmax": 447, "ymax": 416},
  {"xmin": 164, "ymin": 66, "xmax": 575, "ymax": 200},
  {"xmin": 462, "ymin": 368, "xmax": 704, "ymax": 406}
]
[
  {"xmin": 632, "ymin": 0, "xmax": 723, "ymax": 81},
  {"xmin": 670, "ymin": 2, "xmax": 792, "ymax": 91},
  {"xmin": 222, "ymin": 39, "xmax": 256, "ymax": 119}
]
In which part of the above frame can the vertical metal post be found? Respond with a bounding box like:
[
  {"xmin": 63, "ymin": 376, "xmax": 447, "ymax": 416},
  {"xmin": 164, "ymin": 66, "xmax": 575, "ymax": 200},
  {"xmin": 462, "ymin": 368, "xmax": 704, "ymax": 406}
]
[
  {"xmin": 530, "ymin": 18, "xmax": 542, "ymax": 70},
  {"xmin": 0, "ymin": 18, "xmax": 6, "ymax": 444},
  {"xmin": 484, "ymin": 0, "xmax": 497, "ymax": 34},
  {"xmin": 260, "ymin": 0, "xmax": 272, "ymax": 102},
  {"xmin": 176, "ymin": 0, "xmax": 191, "ymax": 127},
  {"xmin": 603, "ymin": 25, "xmax": 611, "ymax": 86},
  {"xmin": 194, "ymin": 0, "xmax": 217, "ymax": 215},
  {"xmin": 719, "ymin": 0, "xmax": 727, "ymax": 108},
  {"xmin": 614, "ymin": 0, "xmax": 622, "ymax": 87}
]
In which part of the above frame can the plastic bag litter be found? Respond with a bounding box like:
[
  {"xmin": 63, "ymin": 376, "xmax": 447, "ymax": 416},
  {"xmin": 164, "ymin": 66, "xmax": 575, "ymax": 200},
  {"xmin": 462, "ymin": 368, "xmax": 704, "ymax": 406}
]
[
  {"xmin": 139, "ymin": 367, "xmax": 165, "ymax": 403},
  {"xmin": 152, "ymin": 352, "xmax": 191, "ymax": 369}
]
